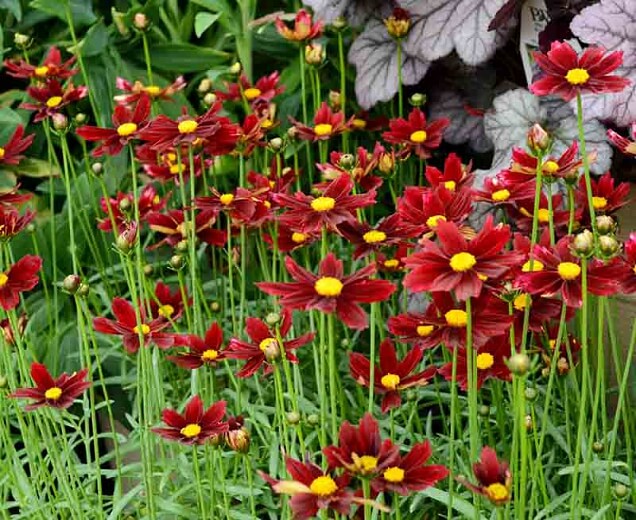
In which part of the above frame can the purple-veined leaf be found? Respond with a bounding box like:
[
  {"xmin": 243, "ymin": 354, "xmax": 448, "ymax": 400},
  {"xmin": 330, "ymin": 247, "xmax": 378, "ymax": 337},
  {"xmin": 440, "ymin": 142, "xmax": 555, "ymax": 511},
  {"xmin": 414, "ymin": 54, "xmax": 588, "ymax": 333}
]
[
  {"xmin": 302, "ymin": 0, "xmax": 388, "ymax": 25},
  {"xmin": 488, "ymin": 0, "xmax": 522, "ymax": 31},
  {"xmin": 570, "ymin": 0, "xmax": 636, "ymax": 126}
]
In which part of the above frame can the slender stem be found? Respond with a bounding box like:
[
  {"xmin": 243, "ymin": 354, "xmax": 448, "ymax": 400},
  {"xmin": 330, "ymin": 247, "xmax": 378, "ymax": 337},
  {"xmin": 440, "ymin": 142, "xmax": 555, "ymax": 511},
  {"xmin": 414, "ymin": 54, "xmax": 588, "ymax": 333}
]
[
  {"xmin": 367, "ymin": 302, "xmax": 377, "ymax": 413},
  {"xmin": 575, "ymin": 92, "xmax": 597, "ymax": 235}
]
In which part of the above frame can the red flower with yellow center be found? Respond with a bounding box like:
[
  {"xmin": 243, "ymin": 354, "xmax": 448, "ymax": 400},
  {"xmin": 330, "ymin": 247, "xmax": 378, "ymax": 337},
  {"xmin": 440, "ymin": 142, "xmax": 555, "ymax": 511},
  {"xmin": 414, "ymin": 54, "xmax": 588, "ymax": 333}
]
[
  {"xmin": 425, "ymin": 153, "xmax": 474, "ymax": 191},
  {"xmin": 504, "ymin": 141, "xmax": 583, "ymax": 183},
  {"xmin": 148, "ymin": 281, "xmax": 190, "ymax": 321},
  {"xmin": 575, "ymin": 172, "xmax": 630, "ymax": 222},
  {"xmin": 510, "ymin": 193, "xmax": 573, "ymax": 235},
  {"xmin": 383, "ymin": 108, "xmax": 449, "ymax": 159},
  {"xmin": 146, "ymin": 209, "xmax": 226, "ymax": 249},
  {"xmin": 218, "ymin": 72, "xmax": 285, "ymax": 109},
  {"xmin": 114, "ymin": 76, "xmax": 186, "ymax": 106},
  {"xmin": 21, "ymin": 80, "xmax": 88, "ymax": 122},
  {"xmin": 168, "ymin": 322, "xmax": 228, "ymax": 370},
  {"xmin": 530, "ymin": 41, "xmax": 629, "ymax": 102},
  {"xmin": 458, "ymin": 447, "xmax": 512, "ymax": 506},
  {"xmin": 0, "ymin": 206, "xmax": 35, "ymax": 241},
  {"xmin": 387, "ymin": 311, "xmax": 444, "ymax": 350},
  {"xmin": 473, "ymin": 175, "xmax": 536, "ymax": 206},
  {"xmin": 257, "ymin": 253, "xmax": 396, "ymax": 330},
  {"xmin": 4, "ymin": 46, "xmax": 77, "ymax": 81},
  {"xmin": 10, "ymin": 362, "xmax": 91, "ymax": 411},
  {"xmin": 97, "ymin": 184, "xmax": 166, "ymax": 234},
  {"xmin": 317, "ymin": 144, "xmax": 385, "ymax": 193},
  {"xmin": 136, "ymin": 144, "xmax": 205, "ymax": 185},
  {"xmin": 275, "ymin": 9, "xmax": 323, "ymax": 42},
  {"xmin": 620, "ymin": 232, "xmax": 636, "ymax": 294},
  {"xmin": 0, "ymin": 255, "xmax": 42, "ymax": 311},
  {"xmin": 290, "ymin": 102, "xmax": 352, "ymax": 142},
  {"xmin": 0, "ymin": 125, "xmax": 34, "ymax": 166},
  {"xmin": 195, "ymin": 187, "xmax": 263, "ymax": 224}
]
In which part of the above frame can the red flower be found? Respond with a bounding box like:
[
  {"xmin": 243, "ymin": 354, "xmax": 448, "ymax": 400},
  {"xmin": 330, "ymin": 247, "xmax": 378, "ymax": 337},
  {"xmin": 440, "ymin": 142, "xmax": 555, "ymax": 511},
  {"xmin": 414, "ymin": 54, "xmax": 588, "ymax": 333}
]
[
  {"xmin": 0, "ymin": 206, "xmax": 36, "ymax": 240},
  {"xmin": 152, "ymin": 395, "xmax": 228, "ymax": 445},
  {"xmin": 0, "ymin": 255, "xmax": 42, "ymax": 310},
  {"xmin": 425, "ymin": 153, "xmax": 474, "ymax": 191},
  {"xmin": 349, "ymin": 339, "xmax": 436, "ymax": 412},
  {"xmin": 317, "ymin": 144, "xmax": 384, "ymax": 192},
  {"xmin": 4, "ymin": 46, "xmax": 77, "ymax": 81},
  {"xmin": 504, "ymin": 141, "xmax": 583, "ymax": 183},
  {"xmin": 217, "ymin": 72, "xmax": 285, "ymax": 109},
  {"xmin": 458, "ymin": 447, "xmax": 512, "ymax": 505},
  {"xmin": 510, "ymin": 193, "xmax": 573, "ymax": 235},
  {"xmin": 323, "ymin": 413, "xmax": 399, "ymax": 477},
  {"xmin": 290, "ymin": 102, "xmax": 352, "ymax": 142},
  {"xmin": 168, "ymin": 322, "xmax": 228, "ymax": 369},
  {"xmin": 403, "ymin": 216, "xmax": 522, "ymax": 300},
  {"xmin": 575, "ymin": 172, "xmax": 630, "ymax": 220},
  {"xmin": 383, "ymin": 108, "xmax": 449, "ymax": 159},
  {"xmin": 438, "ymin": 335, "xmax": 512, "ymax": 391},
  {"xmin": 92, "ymin": 297, "xmax": 176, "ymax": 354},
  {"xmin": 195, "ymin": 187, "xmax": 262, "ymax": 223},
  {"xmin": 235, "ymin": 114, "xmax": 266, "ymax": 156},
  {"xmin": 21, "ymin": 80, "xmax": 88, "ymax": 122},
  {"xmin": 264, "ymin": 225, "xmax": 320, "ymax": 253},
  {"xmin": 387, "ymin": 310, "xmax": 445, "ymax": 350},
  {"xmin": 621, "ymin": 232, "xmax": 636, "ymax": 294},
  {"xmin": 257, "ymin": 253, "xmax": 396, "ymax": 330},
  {"xmin": 227, "ymin": 309, "xmax": 315, "ymax": 378},
  {"xmin": 0, "ymin": 125, "xmax": 34, "ymax": 166},
  {"xmin": 516, "ymin": 236, "xmax": 623, "ymax": 308},
  {"xmin": 136, "ymin": 144, "xmax": 205, "ymax": 185},
  {"xmin": 76, "ymin": 94, "xmax": 151, "ymax": 157},
  {"xmin": 508, "ymin": 291, "xmax": 565, "ymax": 345},
  {"xmin": 371, "ymin": 440, "xmax": 449, "ymax": 496},
  {"xmin": 473, "ymin": 174, "xmax": 535, "ymax": 206},
  {"xmin": 148, "ymin": 281, "xmax": 190, "ymax": 321},
  {"xmin": 539, "ymin": 324, "xmax": 581, "ymax": 376},
  {"xmin": 275, "ymin": 9, "xmax": 323, "ymax": 42},
  {"xmin": 274, "ymin": 173, "xmax": 376, "ymax": 234},
  {"xmin": 10, "ymin": 362, "xmax": 90, "ymax": 411},
  {"xmin": 98, "ymin": 184, "xmax": 166, "ymax": 234},
  {"xmin": 607, "ymin": 124, "xmax": 636, "ymax": 157},
  {"xmin": 530, "ymin": 41, "xmax": 629, "ymax": 101},
  {"xmin": 0, "ymin": 184, "xmax": 33, "ymax": 207},
  {"xmin": 146, "ymin": 209, "xmax": 226, "ymax": 249},
  {"xmin": 114, "ymin": 76, "xmax": 186, "ymax": 106}
]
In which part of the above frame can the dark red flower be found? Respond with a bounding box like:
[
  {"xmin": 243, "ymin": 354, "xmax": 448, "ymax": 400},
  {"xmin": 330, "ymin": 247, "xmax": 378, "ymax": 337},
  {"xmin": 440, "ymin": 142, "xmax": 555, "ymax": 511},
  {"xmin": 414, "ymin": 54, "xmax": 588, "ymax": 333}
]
[
  {"xmin": 510, "ymin": 193, "xmax": 573, "ymax": 235},
  {"xmin": 387, "ymin": 310, "xmax": 445, "ymax": 350},
  {"xmin": 275, "ymin": 10, "xmax": 323, "ymax": 42},
  {"xmin": 264, "ymin": 225, "xmax": 320, "ymax": 253},
  {"xmin": 473, "ymin": 175, "xmax": 535, "ymax": 206},
  {"xmin": 349, "ymin": 339, "xmax": 436, "ymax": 412},
  {"xmin": 148, "ymin": 281, "xmax": 189, "ymax": 321},
  {"xmin": 227, "ymin": 309, "xmax": 315, "ymax": 378},
  {"xmin": 383, "ymin": 108, "xmax": 449, "ymax": 159},
  {"xmin": 539, "ymin": 324, "xmax": 581, "ymax": 376},
  {"xmin": 0, "ymin": 255, "xmax": 42, "ymax": 310},
  {"xmin": 0, "ymin": 313, "xmax": 27, "ymax": 346},
  {"xmin": 425, "ymin": 153, "xmax": 474, "ymax": 191},
  {"xmin": 235, "ymin": 113, "xmax": 266, "ymax": 156},
  {"xmin": 146, "ymin": 209, "xmax": 226, "ymax": 249},
  {"xmin": 257, "ymin": 253, "xmax": 396, "ymax": 330},
  {"xmin": 290, "ymin": 102, "xmax": 352, "ymax": 142},
  {"xmin": 0, "ymin": 184, "xmax": 33, "ymax": 207},
  {"xmin": 136, "ymin": 144, "xmax": 205, "ymax": 185},
  {"xmin": 21, "ymin": 80, "xmax": 88, "ymax": 122},
  {"xmin": 575, "ymin": 172, "xmax": 630, "ymax": 220},
  {"xmin": 114, "ymin": 76, "xmax": 186, "ymax": 106},
  {"xmin": 0, "ymin": 206, "xmax": 35, "ymax": 240},
  {"xmin": 503, "ymin": 141, "xmax": 583, "ymax": 183},
  {"xmin": 98, "ymin": 184, "xmax": 167, "ymax": 234},
  {"xmin": 10, "ymin": 362, "xmax": 90, "ymax": 411},
  {"xmin": 195, "ymin": 187, "xmax": 262, "ymax": 223},
  {"xmin": 217, "ymin": 72, "xmax": 285, "ymax": 109},
  {"xmin": 92, "ymin": 297, "xmax": 175, "ymax": 354},
  {"xmin": 621, "ymin": 232, "xmax": 636, "ymax": 294},
  {"xmin": 508, "ymin": 291, "xmax": 565, "ymax": 345},
  {"xmin": 76, "ymin": 94, "xmax": 151, "ymax": 157},
  {"xmin": 317, "ymin": 143, "xmax": 384, "ymax": 192},
  {"xmin": 376, "ymin": 243, "xmax": 410, "ymax": 273},
  {"xmin": 0, "ymin": 125, "xmax": 34, "ymax": 166},
  {"xmin": 530, "ymin": 41, "xmax": 629, "ymax": 102},
  {"xmin": 458, "ymin": 447, "xmax": 512, "ymax": 505},
  {"xmin": 4, "ymin": 46, "xmax": 77, "ymax": 81},
  {"xmin": 168, "ymin": 322, "xmax": 228, "ymax": 370},
  {"xmin": 152, "ymin": 395, "xmax": 228, "ymax": 445},
  {"xmin": 607, "ymin": 124, "xmax": 636, "ymax": 157},
  {"xmin": 371, "ymin": 440, "xmax": 449, "ymax": 496}
]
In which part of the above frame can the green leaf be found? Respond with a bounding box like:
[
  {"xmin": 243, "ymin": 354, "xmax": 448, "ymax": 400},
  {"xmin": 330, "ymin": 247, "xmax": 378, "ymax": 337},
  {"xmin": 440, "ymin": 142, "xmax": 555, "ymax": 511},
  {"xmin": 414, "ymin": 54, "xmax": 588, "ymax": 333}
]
[
  {"xmin": 80, "ymin": 20, "xmax": 109, "ymax": 57},
  {"xmin": 412, "ymin": 488, "xmax": 487, "ymax": 519},
  {"xmin": 191, "ymin": 0, "xmax": 231, "ymax": 13},
  {"xmin": 0, "ymin": 107, "xmax": 24, "ymax": 142},
  {"xmin": 29, "ymin": 0, "xmax": 96, "ymax": 27},
  {"xmin": 12, "ymin": 158, "xmax": 61, "ymax": 178},
  {"xmin": 149, "ymin": 43, "xmax": 229, "ymax": 73},
  {"xmin": 194, "ymin": 12, "xmax": 220, "ymax": 37},
  {"xmin": 0, "ymin": 0, "xmax": 21, "ymax": 21}
]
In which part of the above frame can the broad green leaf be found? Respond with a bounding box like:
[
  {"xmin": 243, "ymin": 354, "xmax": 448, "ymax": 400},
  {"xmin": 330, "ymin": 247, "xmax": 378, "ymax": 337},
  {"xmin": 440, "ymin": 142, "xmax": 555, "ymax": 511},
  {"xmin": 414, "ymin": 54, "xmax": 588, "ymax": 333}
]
[
  {"xmin": 12, "ymin": 158, "xmax": 61, "ymax": 178},
  {"xmin": 191, "ymin": 0, "xmax": 231, "ymax": 13},
  {"xmin": 0, "ymin": 107, "xmax": 24, "ymax": 142},
  {"xmin": 29, "ymin": 0, "xmax": 96, "ymax": 27},
  {"xmin": 194, "ymin": 11, "xmax": 220, "ymax": 37},
  {"xmin": 80, "ymin": 19, "xmax": 109, "ymax": 57},
  {"xmin": 149, "ymin": 43, "xmax": 229, "ymax": 73},
  {"xmin": 0, "ymin": 0, "xmax": 21, "ymax": 21}
]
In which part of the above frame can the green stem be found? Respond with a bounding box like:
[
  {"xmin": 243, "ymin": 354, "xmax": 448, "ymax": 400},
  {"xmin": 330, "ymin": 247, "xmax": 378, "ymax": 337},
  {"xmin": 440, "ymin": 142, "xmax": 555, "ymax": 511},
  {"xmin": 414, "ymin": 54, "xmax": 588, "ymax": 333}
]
[{"xmin": 575, "ymin": 92, "xmax": 597, "ymax": 235}]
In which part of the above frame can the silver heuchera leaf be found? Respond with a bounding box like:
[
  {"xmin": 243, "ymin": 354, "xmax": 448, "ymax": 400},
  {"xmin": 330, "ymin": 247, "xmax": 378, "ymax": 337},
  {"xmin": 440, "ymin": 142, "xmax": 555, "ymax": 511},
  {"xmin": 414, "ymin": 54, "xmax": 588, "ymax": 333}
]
[
  {"xmin": 399, "ymin": 0, "xmax": 513, "ymax": 66},
  {"xmin": 428, "ymin": 90, "xmax": 493, "ymax": 153},
  {"xmin": 483, "ymin": 88, "xmax": 612, "ymax": 175},
  {"xmin": 348, "ymin": 21, "xmax": 431, "ymax": 110},
  {"xmin": 570, "ymin": 0, "xmax": 636, "ymax": 126},
  {"xmin": 302, "ymin": 0, "xmax": 387, "ymax": 26}
]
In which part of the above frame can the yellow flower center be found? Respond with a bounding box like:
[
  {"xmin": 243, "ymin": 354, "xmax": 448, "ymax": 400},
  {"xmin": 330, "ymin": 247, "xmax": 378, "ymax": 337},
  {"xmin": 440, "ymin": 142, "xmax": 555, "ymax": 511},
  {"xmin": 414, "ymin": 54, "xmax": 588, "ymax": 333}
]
[
  {"xmin": 311, "ymin": 196, "xmax": 336, "ymax": 212},
  {"xmin": 178, "ymin": 120, "xmax": 198, "ymax": 134},
  {"xmin": 548, "ymin": 339, "xmax": 557, "ymax": 350},
  {"xmin": 117, "ymin": 122, "xmax": 138, "ymax": 137},
  {"xmin": 416, "ymin": 325, "xmax": 434, "ymax": 337},
  {"xmin": 384, "ymin": 259, "xmax": 400, "ymax": 269},
  {"xmin": 202, "ymin": 349, "xmax": 219, "ymax": 361},
  {"xmin": 259, "ymin": 337, "xmax": 278, "ymax": 352},
  {"xmin": 476, "ymin": 352, "xmax": 495, "ymax": 370},
  {"xmin": 44, "ymin": 387, "xmax": 63, "ymax": 400},
  {"xmin": 449, "ymin": 252, "xmax": 477, "ymax": 272},
  {"xmin": 445, "ymin": 309, "xmax": 467, "ymax": 328},
  {"xmin": 158, "ymin": 304, "xmax": 174, "ymax": 318},
  {"xmin": 220, "ymin": 193, "xmax": 235, "ymax": 206},
  {"xmin": 133, "ymin": 324, "xmax": 151, "ymax": 335},
  {"xmin": 363, "ymin": 230, "xmax": 387, "ymax": 244},
  {"xmin": 513, "ymin": 293, "xmax": 531, "ymax": 311},
  {"xmin": 144, "ymin": 85, "xmax": 162, "ymax": 96},
  {"xmin": 46, "ymin": 96, "xmax": 63, "ymax": 108},
  {"xmin": 410, "ymin": 130, "xmax": 427, "ymax": 143},
  {"xmin": 353, "ymin": 454, "xmax": 378, "ymax": 473},
  {"xmin": 492, "ymin": 189, "xmax": 511, "ymax": 202},
  {"xmin": 153, "ymin": 195, "xmax": 160, "ymax": 205},
  {"xmin": 485, "ymin": 482, "xmax": 509, "ymax": 502},
  {"xmin": 521, "ymin": 259, "xmax": 544, "ymax": 272},
  {"xmin": 34, "ymin": 65, "xmax": 49, "ymax": 77},
  {"xmin": 169, "ymin": 164, "xmax": 182, "ymax": 175},
  {"xmin": 314, "ymin": 123, "xmax": 333, "ymax": 137},
  {"xmin": 381, "ymin": 373, "xmax": 401, "ymax": 390},
  {"xmin": 310, "ymin": 476, "xmax": 338, "ymax": 497},
  {"xmin": 314, "ymin": 277, "xmax": 343, "ymax": 297},
  {"xmin": 543, "ymin": 160, "xmax": 560, "ymax": 174},
  {"xmin": 565, "ymin": 68, "xmax": 590, "ymax": 85},
  {"xmin": 426, "ymin": 214, "xmax": 446, "ymax": 229},
  {"xmin": 180, "ymin": 423, "xmax": 202, "ymax": 438},
  {"xmin": 291, "ymin": 232, "xmax": 307, "ymax": 244},
  {"xmin": 0, "ymin": 273, "xmax": 8, "ymax": 287},
  {"xmin": 383, "ymin": 466, "xmax": 405, "ymax": 483},
  {"xmin": 558, "ymin": 261, "xmax": 581, "ymax": 280},
  {"xmin": 444, "ymin": 180, "xmax": 457, "ymax": 191},
  {"xmin": 261, "ymin": 119, "xmax": 274, "ymax": 129},
  {"xmin": 592, "ymin": 196, "xmax": 608, "ymax": 210},
  {"xmin": 243, "ymin": 88, "xmax": 262, "ymax": 101},
  {"xmin": 0, "ymin": 147, "xmax": 5, "ymax": 159},
  {"xmin": 537, "ymin": 208, "xmax": 550, "ymax": 223},
  {"xmin": 352, "ymin": 118, "xmax": 366, "ymax": 129}
]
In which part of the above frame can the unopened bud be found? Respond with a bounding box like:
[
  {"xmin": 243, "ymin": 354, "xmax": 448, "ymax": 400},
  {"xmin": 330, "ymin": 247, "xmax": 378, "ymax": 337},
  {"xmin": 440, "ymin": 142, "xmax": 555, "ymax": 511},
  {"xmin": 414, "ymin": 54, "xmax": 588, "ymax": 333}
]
[
  {"xmin": 557, "ymin": 356, "xmax": 570, "ymax": 375},
  {"xmin": 198, "ymin": 78, "xmax": 212, "ymax": 93},
  {"xmin": 52, "ymin": 113, "xmax": 68, "ymax": 131},
  {"xmin": 508, "ymin": 353, "xmax": 530, "ymax": 376},
  {"xmin": 133, "ymin": 13, "xmax": 149, "ymax": 31},
  {"xmin": 229, "ymin": 62, "xmax": 242, "ymax": 75},
  {"xmin": 305, "ymin": 43, "xmax": 325, "ymax": 66},
  {"xmin": 525, "ymin": 414, "xmax": 533, "ymax": 431},
  {"xmin": 112, "ymin": 10, "xmax": 130, "ymax": 37},
  {"xmin": 91, "ymin": 162, "xmax": 103, "ymax": 175},
  {"xmin": 287, "ymin": 126, "xmax": 299, "ymax": 140},
  {"xmin": 261, "ymin": 338, "xmax": 281, "ymax": 362},
  {"xmin": 332, "ymin": 16, "xmax": 347, "ymax": 30},
  {"xmin": 378, "ymin": 153, "xmax": 395, "ymax": 174},
  {"xmin": 26, "ymin": 223, "xmax": 36, "ymax": 233},
  {"xmin": 384, "ymin": 7, "xmax": 411, "ymax": 39},
  {"xmin": 596, "ymin": 215, "xmax": 616, "ymax": 235},
  {"xmin": 338, "ymin": 153, "xmax": 355, "ymax": 170},
  {"xmin": 286, "ymin": 411, "xmax": 301, "ymax": 425},
  {"xmin": 203, "ymin": 92, "xmax": 217, "ymax": 106},
  {"xmin": 573, "ymin": 229, "xmax": 594, "ymax": 257},
  {"xmin": 265, "ymin": 312, "xmax": 280, "ymax": 326},
  {"xmin": 524, "ymin": 387, "xmax": 537, "ymax": 401},
  {"xmin": 78, "ymin": 283, "xmax": 90, "ymax": 298},
  {"xmin": 226, "ymin": 427, "xmax": 250, "ymax": 453},
  {"xmin": 329, "ymin": 90, "xmax": 342, "ymax": 110},
  {"xmin": 210, "ymin": 301, "xmax": 220, "ymax": 312},
  {"xmin": 410, "ymin": 93, "xmax": 426, "ymax": 107},
  {"xmin": 169, "ymin": 254, "xmax": 183, "ymax": 270},
  {"xmin": 0, "ymin": 376, "xmax": 7, "ymax": 389},
  {"xmin": 62, "ymin": 274, "xmax": 81, "ymax": 294},
  {"xmin": 598, "ymin": 235, "xmax": 620, "ymax": 258},
  {"xmin": 613, "ymin": 483, "xmax": 629, "ymax": 499},
  {"xmin": 527, "ymin": 123, "xmax": 551, "ymax": 154},
  {"xmin": 176, "ymin": 239, "xmax": 189, "ymax": 253},
  {"xmin": 14, "ymin": 33, "xmax": 30, "ymax": 47},
  {"xmin": 143, "ymin": 264, "xmax": 154, "ymax": 277},
  {"xmin": 478, "ymin": 405, "xmax": 490, "ymax": 417},
  {"xmin": 592, "ymin": 441, "xmax": 604, "ymax": 453},
  {"xmin": 74, "ymin": 113, "xmax": 87, "ymax": 124},
  {"xmin": 268, "ymin": 137, "xmax": 283, "ymax": 153},
  {"xmin": 118, "ymin": 197, "xmax": 132, "ymax": 213},
  {"xmin": 116, "ymin": 223, "xmax": 137, "ymax": 254},
  {"xmin": 307, "ymin": 413, "xmax": 319, "ymax": 426},
  {"xmin": 340, "ymin": 338, "xmax": 349, "ymax": 348}
]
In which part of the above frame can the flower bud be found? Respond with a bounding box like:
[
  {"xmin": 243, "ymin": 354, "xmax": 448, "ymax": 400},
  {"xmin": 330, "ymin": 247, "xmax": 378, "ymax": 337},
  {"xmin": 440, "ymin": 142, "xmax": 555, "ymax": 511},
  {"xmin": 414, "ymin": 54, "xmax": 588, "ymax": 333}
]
[
  {"xmin": 332, "ymin": 16, "xmax": 347, "ymax": 30},
  {"xmin": 525, "ymin": 414, "xmax": 533, "ymax": 431},
  {"xmin": 338, "ymin": 153, "xmax": 355, "ymax": 170},
  {"xmin": 62, "ymin": 274, "xmax": 81, "ymax": 294},
  {"xmin": 78, "ymin": 283, "xmax": 90, "ymax": 298},
  {"xmin": 328, "ymin": 90, "xmax": 342, "ymax": 111},
  {"xmin": 409, "ymin": 93, "xmax": 426, "ymax": 107},
  {"xmin": 527, "ymin": 123, "xmax": 551, "ymax": 154},
  {"xmin": 478, "ymin": 405, "xmax": 490, "ymax": 417},
  {"xmin": 592, "ymin": 441, "xmax": 604, "ymax": 453},
  {"xmin": 52, "ymin": 113, "xmax": 69, "ymax": 131},
  {"xmin": 596, "ymin": 215, "xmax": 616, "ymax": 235},
  {"xmin": 176, "ymin": 239, "xmax": 189, "ymax": 253},
  {"xmin": 507, "ymin": 353, "xmax": 530, "ymax": 376},
  {"xmin": 265, "ymin": 312, "xmax": 281, "ymax": 326},
  {"xmin": 116, "ymin": 223, "xmax": 138, "ymax": 254},
  {"xmin": 75, "ymin": 113, "xmax": 87, "ymax": 124},
  {"xmin": 286, "ymin": 411, "xmax": 301, "ymax": 425},
  {"xmin": 26, "ymin": 223, "xmax": 36, "ymax": 234},
  {"xmin": 91, "ymin": 162, "xmax": 103, "ymax": 175},
  {"xmin": 378, "ymin": 153, "xmax": 396, "ymax": 175},
  {"xmin": 261, "ymin": 338, "xmax": 281, "ymax": 362},
  {"xmin": 169, "ymin": 254, "xmax": 184, "ymax": 270},
  {"xmin": 229, "ymin": 62, "xmax": 242, "ymax": 75},
  {"xmin": 14, "ymin": 33, "xmax": 31, "ymax": 47},
  {"xmin": 226, "ymin": 427, "xmax": 250, "ymax": 453},
  {"xmin": 598, "ymin": 235, "xmax": 620, "ymax": 258},
  {"xmin": 0, "ymin": 376, "xmax": 7, "ymax": 389},
  {"xmin": 340, "ymin": 338, "xmax": 350, "ymax": 348},
  {"xmin": 198, "ymin": 78, "xmax": 212, "ymax": 93},
  {"xmin": 1, "ymin": 315, "xmax": 27, "ymax": 346},
  {"xmin": 572, "ymin": 229, "xmax": 594, "ymax": 257},
  {"xmin": 384, "ymin": 7, "xmax": 411, "ymax": 39},
  {"xmin": 268, "ymin": 137, "xmax": 284, "ymax": 153},
  {"xmin": 287, "ymin": 126, "xmax": 299, "ymax": 140},
  {"xmin": 557, "ymin": 356, "xmax": 570, "ymax": 375},
  {"xmin": 133, "ymin": 13, "xmax": 149, "ymax": 31},
  {"xmin": 118, "ymin": 197, "xmax": 132, "ymax": 213},
  {"xmin": 524, "ymin": 387, "xmax": 537, "ymax": 401},
  {"xmin": 143, "ymin": 264, "xmax": 154, "ymax": 277},
  {"xmin": 305, "ymin": 43, "xmax": 325, "ymax": 66},
  {"xmin": 203, "ymin": 92, "xmax": 217, "ymax": 106},
  {"xmin": 210, "ymin": 301, "xmax": 221, "ymax": 312},
  {"xmin": 613, "ymin": 483, "xmax": 629, "ymax": 499},
  {"xmin": 307, "ymin": 413, "xmax": 319, "ymax": 426}
]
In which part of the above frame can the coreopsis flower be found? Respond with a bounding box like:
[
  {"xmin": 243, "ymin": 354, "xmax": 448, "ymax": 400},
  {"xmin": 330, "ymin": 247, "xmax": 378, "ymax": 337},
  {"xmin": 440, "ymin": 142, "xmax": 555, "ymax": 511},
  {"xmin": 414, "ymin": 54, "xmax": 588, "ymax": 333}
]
[
  {"xmin": 227, "ymin": 309, "xmax": 315, "ymax": 377},
  {"xmin": 607, "ymin": 124, "xmax": 636, "ymax": 157},
  {"xmin": 0, "ymin": 255, "xmax": 42, "ymax": 310},
  {"xmin": 0, "ymin": 313, "xmax": 27, "ymax": 346},
  {"xmin": 260, "ymin": 457, "xmax": 353, "ymax": 519},
  {"xmin": 264, "ymin": 225, "xmax": 320, "ymax": 253},
  {"xmin": 510, "ymin": 193, "xmax": 573, "ymax": 235},
  {"xmin": 575, "ymin": 172, "xmax": 630, "ymax": 219},
  {"xmin": 273, "ymin": 173, "xmax": 376, "ymax": 234},
  {"xmin": 425, "ymin": 153, "xmax": 474, "ymax": 191},
  {"xmin": 4, "ymin": 46, "xmax": 77, "ymax": 81},
  {"xmin": 235, "ymin": 113, "xmax": 266, "ymax": 156},
  {"xmin": 146, "ymin": 209, "xmax": 226, "ymax": 249},
  {"xmin": 92, "ymin": 297, "xmax": 176, "ymax": 354},
  {"xmin": 458, "ymin": 447, "xmax": 512, "ymax": 505},
  {"xmin": 539, "ymin": 325, "xmax": 581, "ymax": 376},
  {"xmin": 290, "ymin": 102, "xmax": 352, "ymax": 142},
  {"xmin": 383, "ymin": 108, "xmax": 449, "ymax": 159},
  {"xmin": 504, "ymin": 141, "xmax": 583, "ymax": 183},
  {"xmin": 76, "ymin": 94, "xmax": 151, "ymax": 157},
  {"xmin": 620, "ymin": 233, "xmax": 636, "ymax": 293},
  {"xmin": 384, "ymin": 6, "xmax": 411, "ymax": 39},
  {"xmin": 168, "ymin": 322, "xmax": 228, "ymax": 370},
  {"xmin": 0, "ymin": 125, "xmax": 34, "ymax": 166},
  {"xmin": 317, "ymin": 144, "xmax": 384, "ymax": 192},
  {"xmin": 0, "ymin": 185, "xmax": 33, "ymax": 207},
  {"xmin": 508, "ymin": 291, "xmax": 565, "ymax": 344},
  {"xmin": 349, "ymin": 339, "xmax": 436, "ymax": 412},
  {"xmin": 371, "ymin": 440, "xmax": 449, "ymax": 496},
  {"xmin": 21, "ymin": 80, "xmax": 88, "ymax": 122},
  {"xmin": 530, "ymin": 41, "xmax": 629, "ymax": 102},
  {"xmin": 403, "ymin": 216, "xmax": 522, "ymax": 300},
  {"xmin": 248, "ymin": 160, "xmax": 297, "ymax": 201},
  {"xmin": 323, "ymin": 413, "xmax": 399, "ymax": 477},
  {"xmin": 148, "ymin": 281, "xmax": 189, "ymax": 320},
  {"xmin": 473, "ymin": 175, "xmax": 535, "ymax": 206},
  {"xmin": 516, "ymin": 236, "xmax": 624, "ymax": 308},
  {"xmin": 376, "ymin": 244, "xmax": 409, "ymax": 273},
  {"xmin": 275, "ymin": 9, "xmax": 323, "ymax": 42},
  {"xmin": 195, "ymin": 187, "xmax": 262, "ymax": 223},
  {"xmin": 225, "ymin": 415, "xmax": 250, "ymax": 452},
  {"xmin": 114, "ymin": 76, "xmax": 186, "ymax": 106},
  {"xmin": 136, "ymin": 144, "xmax": 205, "ymax": 185},
  {"xmin": 97, "ymin": 184, "xmax": 167, "ymax": 233},
  {"xmin": 387, "ymin": 310, "xmax": 445, "ymax": 350},
  {"xmin": 257, "ymin": 253, "xmax": 396, "ymax": 330},
  {"xmin": 438, "ymin": 335, "xmax": 512, "ymax": 391},
  {"xmin": 10, "ymin": 362, "xmax": 91, "ymax": 411},
  {"xmin": 217, "ymin": 72, "xmax": 285, "ymax": 109},
  {"xmin": 152, "ymin": 395, "xmax": 228, "ymax": 445},
  {"xmin": 0, "ymin": 206, "xmax": 35, "ymax": 240}
]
